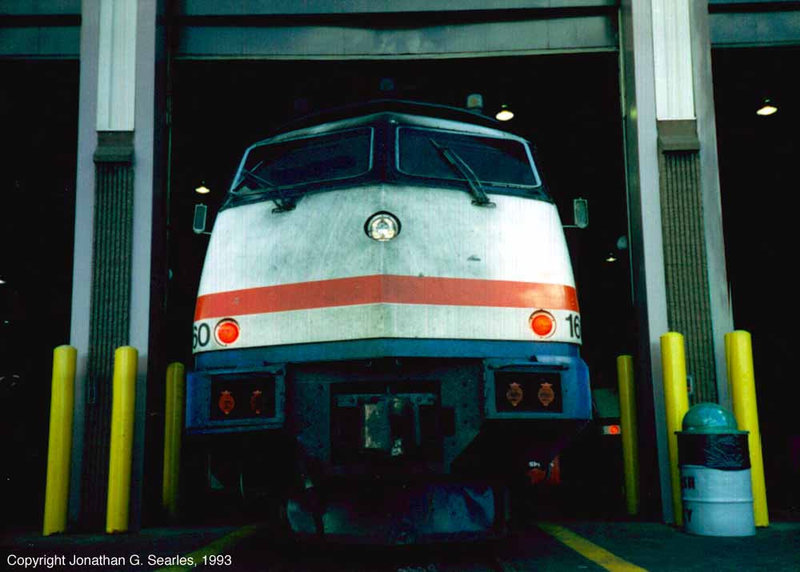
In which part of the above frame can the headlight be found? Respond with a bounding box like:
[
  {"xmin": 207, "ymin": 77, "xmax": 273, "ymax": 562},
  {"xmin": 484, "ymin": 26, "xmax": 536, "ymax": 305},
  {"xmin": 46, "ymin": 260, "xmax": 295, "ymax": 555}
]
[{"xmin": 365, "ymin": 211, "xmax": 401, "ymax": 242}]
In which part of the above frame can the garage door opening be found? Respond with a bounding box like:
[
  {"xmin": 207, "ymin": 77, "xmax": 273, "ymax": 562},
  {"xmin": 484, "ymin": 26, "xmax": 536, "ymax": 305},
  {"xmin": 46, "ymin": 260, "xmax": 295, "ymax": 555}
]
[
  {"xmin": 0, "ymin": 61, "xmax": 78, "ymax": 530},
  {"xmin": 713, "ymin": 46, "xmax": 800, "ymax": 517},
  {"xmin": 167, "ymin": 53, "xmax": 633, "ymax": 518}
]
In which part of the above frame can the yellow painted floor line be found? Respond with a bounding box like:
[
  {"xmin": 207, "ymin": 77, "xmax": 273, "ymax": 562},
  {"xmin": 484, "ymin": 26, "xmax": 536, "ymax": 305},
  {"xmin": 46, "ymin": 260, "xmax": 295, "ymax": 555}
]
[
  {"xmin": 538, "ymin": 523, "xmax": 648, "ymax": 572},
  {"xmin": 156, "ymin": 524, "xmax": 261, "ymax": 572}
]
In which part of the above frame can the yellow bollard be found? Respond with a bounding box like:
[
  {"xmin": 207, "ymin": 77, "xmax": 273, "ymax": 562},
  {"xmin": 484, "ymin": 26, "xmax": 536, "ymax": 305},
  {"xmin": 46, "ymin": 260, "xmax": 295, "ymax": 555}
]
[
  {"xmin": 617, "ymin": 355, "xmax": 640, "ymax": 516},
  {"xmin": 726, "ymin": 331, "xmax": 769, "ymax": 527},
  {"xmin": 106, "ymin": 346, "xmax": 138, "ymax": 533},
  {"xmin": 43, "ymin": 346, "xmax": 77, "ymax": 536},
  {"xmin": 162, "ymin": 362, "xmax": 185, "ymax": 519},
  {"xmin": 661, "ymin": 332, "xmax": 690, "ymax": 526}
]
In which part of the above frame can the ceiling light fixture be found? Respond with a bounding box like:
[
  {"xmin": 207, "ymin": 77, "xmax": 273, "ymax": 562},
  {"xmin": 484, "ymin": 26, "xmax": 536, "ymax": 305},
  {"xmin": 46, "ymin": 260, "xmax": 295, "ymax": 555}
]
[
  {"xmin": 495, "ymin": 105, "xmax": 514, "ymax": 121},
  {"xmin": 756, "ymin": 98, "xmax": 778, "ymax": 116}
]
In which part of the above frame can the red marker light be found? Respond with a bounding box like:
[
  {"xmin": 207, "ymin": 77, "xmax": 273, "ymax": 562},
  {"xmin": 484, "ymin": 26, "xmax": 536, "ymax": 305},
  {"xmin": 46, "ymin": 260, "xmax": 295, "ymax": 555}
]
[
  {"xmin": 603, "ymin": 424, "xmax": 622, "ymax": 436},
  {"xmin": 215, "ymin": 319, "xmax": 240, "ymax": 345},
  {"xmin": 250, "ymin": 389, "xmax": 264, "ymax": 415},
  {"xmin": 529, "ymin": 311, "xmax": 556, "ymax": 337},
  {"xmin": 218, "ymin": 390, "xmax": 235, "ymax": 415}
]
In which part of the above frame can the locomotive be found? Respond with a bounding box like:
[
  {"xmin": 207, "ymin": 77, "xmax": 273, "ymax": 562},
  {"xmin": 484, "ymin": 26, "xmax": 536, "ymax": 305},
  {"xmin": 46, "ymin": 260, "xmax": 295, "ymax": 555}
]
[{"xmin": 186, "ymin": 100, "xmax": 591, "ymax": 540}]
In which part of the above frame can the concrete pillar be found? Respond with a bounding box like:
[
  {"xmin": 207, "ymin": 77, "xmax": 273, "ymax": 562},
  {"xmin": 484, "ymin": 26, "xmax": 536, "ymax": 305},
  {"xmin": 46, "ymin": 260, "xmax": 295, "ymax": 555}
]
[
  {"xmin": 620, "ymin": 0, "xmax": 732, "ymax": 523},
  {"xmin": 69, "ymin": 0, "xmax": 167, "ymax": 530},
  {"xmin": 654, "ymin": 0, "xmax": 732, "ymax": 407},
  {"xmin": 687, "ymin": 0, "xmax": 734, "ymax": 410}
]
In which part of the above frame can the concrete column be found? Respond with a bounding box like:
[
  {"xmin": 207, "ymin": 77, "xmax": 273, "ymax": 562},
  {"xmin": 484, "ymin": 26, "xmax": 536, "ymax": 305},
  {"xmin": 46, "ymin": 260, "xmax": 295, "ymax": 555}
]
[
  {"xmin": 688, "ymin": 0, "xmax": 734, "ymax": 410},
  {"xmin": 653, "ymin": 0, "xmax": 731, "ymax": 407},
  {"xmin": 69, "ymin": 0, "xmax": 166, "ymax": 530},
  {"xmin": 620, "ymin": 0, "xmax": 732, "ymax": 523},
  {"xmin": 620, "ymin": 0, "xmax": 673, "ymax": 524}
]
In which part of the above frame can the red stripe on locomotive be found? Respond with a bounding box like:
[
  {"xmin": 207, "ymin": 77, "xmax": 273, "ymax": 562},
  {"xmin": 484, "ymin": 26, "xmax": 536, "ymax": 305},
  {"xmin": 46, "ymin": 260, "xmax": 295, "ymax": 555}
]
[{"xmin": 195, "ymin": 275, "xmax": 579, "ymax": 321}]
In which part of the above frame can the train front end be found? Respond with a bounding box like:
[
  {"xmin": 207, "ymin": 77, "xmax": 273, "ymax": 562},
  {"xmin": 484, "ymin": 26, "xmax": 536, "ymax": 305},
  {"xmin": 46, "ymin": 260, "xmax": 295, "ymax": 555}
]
[{"xmin": 186, "ymin": 101, "xmax": 590, "ymax": 540}]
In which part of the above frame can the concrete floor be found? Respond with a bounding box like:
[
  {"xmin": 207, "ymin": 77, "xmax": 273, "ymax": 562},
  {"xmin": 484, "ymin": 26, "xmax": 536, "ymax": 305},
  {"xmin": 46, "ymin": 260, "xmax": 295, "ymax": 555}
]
[{"xmin": 3, "ymin": 515, "xmax": 798, "ymax": 571}]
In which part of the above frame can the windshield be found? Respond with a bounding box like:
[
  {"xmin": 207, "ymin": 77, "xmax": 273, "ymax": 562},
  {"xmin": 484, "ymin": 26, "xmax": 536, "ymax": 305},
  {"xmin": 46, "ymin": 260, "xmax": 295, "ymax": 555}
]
[
  {"xmin": 397, "ymin": 127, "xmax": 540, "ymax": 189},
  {"xmin": 232, "ymin": 127, "xmax": 373, "ymax": 194}
]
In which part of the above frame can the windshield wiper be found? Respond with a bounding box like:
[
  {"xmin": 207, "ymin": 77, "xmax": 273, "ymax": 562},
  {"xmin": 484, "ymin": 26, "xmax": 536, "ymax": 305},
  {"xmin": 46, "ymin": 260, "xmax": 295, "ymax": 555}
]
[
  {"xmin": 429, "ymin": 138, "xmax": 495, "ymax": 207},
  {"xmin": 232, "ymin": 163, "xmax": 296, "ymax": 212}
]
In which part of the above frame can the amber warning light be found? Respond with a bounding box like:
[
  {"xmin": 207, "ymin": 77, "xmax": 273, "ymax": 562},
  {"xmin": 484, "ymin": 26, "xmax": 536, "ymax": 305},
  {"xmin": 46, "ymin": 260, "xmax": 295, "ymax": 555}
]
[
  {"xmin": 215, "ymin": 319, "xmax": 240, "ymax": 345},
  {"xmin": 529, "ymin": 310, "xmax": 555, "ymax": 337}
]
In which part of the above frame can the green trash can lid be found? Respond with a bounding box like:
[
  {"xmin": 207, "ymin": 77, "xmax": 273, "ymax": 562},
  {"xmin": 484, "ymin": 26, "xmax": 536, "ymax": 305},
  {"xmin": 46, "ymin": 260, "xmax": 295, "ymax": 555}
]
[{"xmin": 681, "ymin": 402, "xmax": 744, "ymax": 434}]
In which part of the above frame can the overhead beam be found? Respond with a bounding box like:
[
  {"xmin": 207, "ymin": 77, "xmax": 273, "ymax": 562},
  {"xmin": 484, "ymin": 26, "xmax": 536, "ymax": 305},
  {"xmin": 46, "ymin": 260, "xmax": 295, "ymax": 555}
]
[
  {"xmin": 177, "ymin": 1, "xmax": 618, "ymax": 16},
  {"xmin": 709, "ymin": 1, "xmax": 800, "ymax": 47}
]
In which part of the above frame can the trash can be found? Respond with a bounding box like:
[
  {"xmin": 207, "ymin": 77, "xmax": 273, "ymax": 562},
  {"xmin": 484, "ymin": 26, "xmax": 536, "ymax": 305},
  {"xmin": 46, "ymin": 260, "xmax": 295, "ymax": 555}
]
[{"xmin": 678, "ymin": 403, "xmax": 755, "ymax": 536}]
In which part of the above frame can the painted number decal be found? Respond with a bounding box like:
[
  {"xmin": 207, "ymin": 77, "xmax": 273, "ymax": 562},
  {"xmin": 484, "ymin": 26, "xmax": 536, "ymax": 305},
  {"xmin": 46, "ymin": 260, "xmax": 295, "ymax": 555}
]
[
  {"xmin": 193, "ymin": 323, "xmax": 211, "ymax": 349},
  {"xmin": 565, "ymin": 314, "xmax": 581, "ymax": 340}
]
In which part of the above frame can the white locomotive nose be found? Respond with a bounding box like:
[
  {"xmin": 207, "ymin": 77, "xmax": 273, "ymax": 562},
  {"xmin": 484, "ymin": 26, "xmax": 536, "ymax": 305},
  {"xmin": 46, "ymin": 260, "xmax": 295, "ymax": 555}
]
[{"xmin": 365, "ymin": 211, "xmax": 401, "ymax": 241}]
